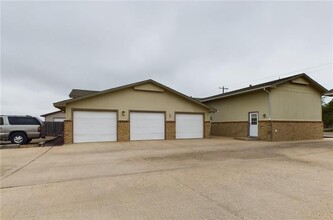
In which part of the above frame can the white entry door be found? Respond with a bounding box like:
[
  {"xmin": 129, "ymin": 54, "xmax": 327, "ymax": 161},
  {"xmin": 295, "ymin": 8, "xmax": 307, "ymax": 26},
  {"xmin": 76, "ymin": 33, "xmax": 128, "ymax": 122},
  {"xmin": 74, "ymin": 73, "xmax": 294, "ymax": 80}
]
[
  {"xmin": 73, "ymin": 111, "xmax": 117, "ymax": 143},
  {"xmin": 130, "ymin": 112, "xmax": 165, "ymax": 140},
  {"xmin": 249, "ymin": 112, "xmax": 258, "ymax": 137},
  {"xmin": 176, "ymin": 114, "xmax": 204, "ymax": 139}
]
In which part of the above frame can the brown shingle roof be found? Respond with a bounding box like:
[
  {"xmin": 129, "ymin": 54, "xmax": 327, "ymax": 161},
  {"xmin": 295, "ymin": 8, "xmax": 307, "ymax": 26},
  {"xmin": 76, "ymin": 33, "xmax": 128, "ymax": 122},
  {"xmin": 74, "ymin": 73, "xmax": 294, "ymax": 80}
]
[
  {"xmin": 69, "ymin": 89, "xmax": 99, "ymax": 98},
  {"xmin": 40, "ymin": 110, "xmax": 63, "ymax": 117},
  {"xmin": 325, "ymin": 89, "xmax": 333, "ymax": 96}
]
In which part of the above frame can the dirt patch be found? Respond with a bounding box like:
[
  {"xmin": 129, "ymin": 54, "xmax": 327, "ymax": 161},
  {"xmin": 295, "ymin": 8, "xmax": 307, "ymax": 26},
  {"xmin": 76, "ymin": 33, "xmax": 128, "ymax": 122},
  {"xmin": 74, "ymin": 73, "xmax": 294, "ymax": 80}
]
[
  {"xmin": 44, "ymin": 136, "xmax": 64, "ymax": 146},
  {"xmin": 136, "ymin": 142, "xmax": 332, "ymax": 170},
  {"xmin": 142, "ymin": 147, "xmax": 279, "ymax": 162},
  {"xmin": 272, "ymin": 141, "xmax": 333, "ymax": 149}
]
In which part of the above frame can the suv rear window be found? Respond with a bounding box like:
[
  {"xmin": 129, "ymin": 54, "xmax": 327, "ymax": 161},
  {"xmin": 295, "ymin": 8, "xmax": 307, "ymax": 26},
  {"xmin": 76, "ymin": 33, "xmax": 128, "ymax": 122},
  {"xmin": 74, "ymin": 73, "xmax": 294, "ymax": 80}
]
[
  {"xmin": 8, "ymin": 117, "xmax": 40, "ymax": 125},
  {"xmin": 0, "ymin": 117, "xmax": 3, "ymax": 125}
]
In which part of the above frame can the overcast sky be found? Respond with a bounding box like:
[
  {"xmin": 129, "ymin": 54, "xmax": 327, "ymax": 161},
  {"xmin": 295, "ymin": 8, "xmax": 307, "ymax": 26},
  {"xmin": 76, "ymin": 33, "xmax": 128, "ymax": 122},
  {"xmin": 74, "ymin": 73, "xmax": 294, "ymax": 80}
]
[{"xmin": 1, "ymin": 1, "xmax": 332, "ymax": 119}]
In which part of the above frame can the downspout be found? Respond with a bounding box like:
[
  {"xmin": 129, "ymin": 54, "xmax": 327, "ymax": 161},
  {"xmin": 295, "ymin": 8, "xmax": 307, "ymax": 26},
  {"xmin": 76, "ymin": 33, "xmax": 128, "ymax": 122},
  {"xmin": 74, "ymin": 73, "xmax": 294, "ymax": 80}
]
[
  {"xmin": 263, "ymin": 88, "xmax": 272, "ymax": 120},
  {"xmin": 263, "ymin": 88, "xmax": 272, "ymax": 141}
]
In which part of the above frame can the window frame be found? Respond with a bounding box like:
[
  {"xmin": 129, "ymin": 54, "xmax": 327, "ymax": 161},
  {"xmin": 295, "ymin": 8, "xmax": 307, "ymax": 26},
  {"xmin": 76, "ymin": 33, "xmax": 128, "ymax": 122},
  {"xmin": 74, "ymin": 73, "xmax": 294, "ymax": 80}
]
[{"xmin": 8, "ymin": 117, "xmax": 40, "ymax": 125}]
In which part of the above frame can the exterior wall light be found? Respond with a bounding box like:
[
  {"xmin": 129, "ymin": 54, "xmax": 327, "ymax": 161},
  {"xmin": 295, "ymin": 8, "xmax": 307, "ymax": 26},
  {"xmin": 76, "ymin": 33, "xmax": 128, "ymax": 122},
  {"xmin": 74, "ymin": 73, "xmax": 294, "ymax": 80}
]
[{"xmin": 122, "ymin": 111, "xmax": 125, "ymax": 116}]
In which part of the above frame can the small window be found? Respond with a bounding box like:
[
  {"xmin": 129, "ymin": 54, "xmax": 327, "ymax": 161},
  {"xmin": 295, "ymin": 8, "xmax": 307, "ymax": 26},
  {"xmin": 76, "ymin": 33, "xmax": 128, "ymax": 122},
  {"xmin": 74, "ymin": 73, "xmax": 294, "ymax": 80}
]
[
  {"xmin": 251, "ymin": 114, "xmax": 258, "ymax": 125},
  {"xmin": 8, "ymin": 117, "xmax": 40, "ymax": 125},
  {"xmin": 0, "ymin": 117, "xmax": 3, "ymax": 125}
]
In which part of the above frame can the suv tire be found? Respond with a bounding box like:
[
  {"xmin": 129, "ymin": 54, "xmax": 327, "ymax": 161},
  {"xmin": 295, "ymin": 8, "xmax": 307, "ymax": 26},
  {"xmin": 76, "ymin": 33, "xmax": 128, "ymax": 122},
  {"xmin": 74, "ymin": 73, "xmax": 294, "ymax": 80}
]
[{"xmin": 10, "ymin": 132, "xmax": 27, "ymax": 145}]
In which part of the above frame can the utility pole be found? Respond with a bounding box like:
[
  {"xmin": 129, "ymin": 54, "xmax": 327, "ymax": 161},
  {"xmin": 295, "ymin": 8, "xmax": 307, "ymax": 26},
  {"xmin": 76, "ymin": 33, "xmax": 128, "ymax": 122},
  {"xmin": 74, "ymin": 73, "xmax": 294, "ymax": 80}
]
[{"xmin": 219, "ymin": 86, "xmax": 229, "ymax": 94}]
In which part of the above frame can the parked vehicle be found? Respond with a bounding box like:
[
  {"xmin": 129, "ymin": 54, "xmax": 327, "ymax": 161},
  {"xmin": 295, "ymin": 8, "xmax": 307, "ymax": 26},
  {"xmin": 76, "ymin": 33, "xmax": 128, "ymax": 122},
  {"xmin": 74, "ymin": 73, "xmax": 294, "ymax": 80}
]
[{"xmin": 0, "ymin": 115, "xmax": 44, "ymax": 144}]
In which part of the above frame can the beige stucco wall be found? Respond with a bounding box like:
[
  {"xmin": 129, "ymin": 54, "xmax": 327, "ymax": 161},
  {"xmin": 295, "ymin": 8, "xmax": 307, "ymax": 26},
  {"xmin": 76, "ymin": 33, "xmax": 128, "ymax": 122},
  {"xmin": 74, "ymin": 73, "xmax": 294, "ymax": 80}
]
[
  {"xmin": 44, "ymin": 111, "xmax": 66, "ymax": 122},
  {"xmin": 65, "ymin": 83, "xmax": 210, "ymax": 121},
  {"xmin": 205, "ymin": 90, "xmax": 269, "ymax": 122},
  {"xmin": 270, "ymin": 82, "xmax": 322, "ymax": 121}
]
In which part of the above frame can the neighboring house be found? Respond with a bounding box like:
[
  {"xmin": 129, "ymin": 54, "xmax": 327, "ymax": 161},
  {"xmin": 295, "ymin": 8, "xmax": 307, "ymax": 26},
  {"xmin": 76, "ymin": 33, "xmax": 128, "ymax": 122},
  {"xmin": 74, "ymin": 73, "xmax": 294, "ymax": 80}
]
[
  {"xmin": 201, "ymin": 73, "xmax": 327, "ymax": 141},
  {"xmin": 69, "ymin": 89, "xmax": 99, "ymax": 98},
  {"xmin": 41, "ymin": 111, "xmax": 66, "ymax": 122},
  {"xmin": 54, "ymin": 79, "xmax": 215, "ymax": 144},
  {"xmin": 325, "ymin": 89, "xmax": 333, "ymax": 96}
]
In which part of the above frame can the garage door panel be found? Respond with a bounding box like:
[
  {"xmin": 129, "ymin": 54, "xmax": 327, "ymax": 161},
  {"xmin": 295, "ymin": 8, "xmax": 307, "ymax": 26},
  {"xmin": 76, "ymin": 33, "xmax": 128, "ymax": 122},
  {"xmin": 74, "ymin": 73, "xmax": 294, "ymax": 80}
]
[
  {"xmin": 73, "ymin": 111, "xmax": 117, "ymax": 143},
  {"xmin": 130, "ymin": 112, "xmax": 165, "ymax": 140},
  {"xmin": 176, "ymin": 114, "xmax": 203, "ymax": 139}
]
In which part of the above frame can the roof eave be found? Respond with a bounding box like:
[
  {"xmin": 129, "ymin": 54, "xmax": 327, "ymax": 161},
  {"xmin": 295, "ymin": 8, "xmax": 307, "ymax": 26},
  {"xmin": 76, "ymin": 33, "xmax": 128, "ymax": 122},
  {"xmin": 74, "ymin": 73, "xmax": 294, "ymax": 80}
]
[
  {"xmin": 40, "ymin": 110, "xmax": 63, "ymax": 117},
  {"xmin": 53, "ymin": 79, "xmax": 215, "ymax": 112},
  {"xmin": 202, "ymin": 86, "xmax": 272, "ymax": 102},
  {"xmin": 148, "ymin": 80, "xmax": 216, "ymax": 112},
  {"xmin": 201, "ymin": 73, "xmax": 328, "ymax": 102}
]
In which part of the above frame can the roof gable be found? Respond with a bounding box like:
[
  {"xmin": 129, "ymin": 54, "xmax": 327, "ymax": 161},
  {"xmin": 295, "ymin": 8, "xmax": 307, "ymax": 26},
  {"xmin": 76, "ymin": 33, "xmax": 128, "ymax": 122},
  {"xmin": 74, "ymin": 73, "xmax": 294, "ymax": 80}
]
[
  {"xmin": 291, "ymin": 77, "xmax": 309, "ymax": 85},
  {"xmin": 134, "ymin": 83, "xmax": 165, "ymax": 92},
  {"xmin": 54, "ymin": 79, "xmax": 215, "ymax": 112}
]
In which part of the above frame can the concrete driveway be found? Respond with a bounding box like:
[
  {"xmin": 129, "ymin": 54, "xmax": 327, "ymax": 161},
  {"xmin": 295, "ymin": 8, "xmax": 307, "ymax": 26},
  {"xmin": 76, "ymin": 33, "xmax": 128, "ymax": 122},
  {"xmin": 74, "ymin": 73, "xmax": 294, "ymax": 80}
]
[{"xmin": 1, "ymin": 137, "xmax": 332, "ymax": 220}]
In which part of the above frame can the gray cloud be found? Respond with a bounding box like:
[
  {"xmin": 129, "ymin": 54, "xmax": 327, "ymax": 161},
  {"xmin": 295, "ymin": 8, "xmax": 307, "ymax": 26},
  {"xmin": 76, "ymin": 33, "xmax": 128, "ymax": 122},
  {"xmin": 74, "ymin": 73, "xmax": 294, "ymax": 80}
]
[{"xmin": 1, "ymin": 1, "xmax": 332, "ymax": 118}]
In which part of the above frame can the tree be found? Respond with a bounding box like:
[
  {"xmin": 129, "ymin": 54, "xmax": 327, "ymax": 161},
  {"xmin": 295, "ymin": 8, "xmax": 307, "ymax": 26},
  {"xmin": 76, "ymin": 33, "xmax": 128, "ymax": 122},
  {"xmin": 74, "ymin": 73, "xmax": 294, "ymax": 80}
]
[{"xmin": 322, "ymin": 99, "xmax": 333, "ymax": 128}]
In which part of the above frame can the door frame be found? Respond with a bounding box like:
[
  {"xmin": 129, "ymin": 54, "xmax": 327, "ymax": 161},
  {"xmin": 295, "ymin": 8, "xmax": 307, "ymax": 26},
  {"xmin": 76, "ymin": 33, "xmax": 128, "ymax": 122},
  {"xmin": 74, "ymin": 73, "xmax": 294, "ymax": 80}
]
[{"xmin": 248, "ymin": 111, "xmax": 259, "ymax": 137}]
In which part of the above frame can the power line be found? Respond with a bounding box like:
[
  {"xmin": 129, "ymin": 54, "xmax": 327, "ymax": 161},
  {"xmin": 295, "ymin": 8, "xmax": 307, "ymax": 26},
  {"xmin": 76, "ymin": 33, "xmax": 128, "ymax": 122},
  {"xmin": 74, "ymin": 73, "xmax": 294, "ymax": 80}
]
[
  {"xmin": 197, "ymin": 63, "xmax": 332, "ymax": 97},
  {"xmin": 196, "ymin": 87, "xmax": 220, "ymax": 96},
  {"xmin": 306, "ymin": 67, "xmax": 332, "ymax": 73},
  {"xmin": 226, "ymin": 63, "xmax": 332, "ymax": 87}
]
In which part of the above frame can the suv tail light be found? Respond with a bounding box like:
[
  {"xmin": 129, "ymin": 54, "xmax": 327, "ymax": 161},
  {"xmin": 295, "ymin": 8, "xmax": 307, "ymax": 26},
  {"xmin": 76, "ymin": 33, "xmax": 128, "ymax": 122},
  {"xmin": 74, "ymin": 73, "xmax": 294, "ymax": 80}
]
[{"xmin": 38, "ymin": 125, "xmax": 41, "ymax": 132}]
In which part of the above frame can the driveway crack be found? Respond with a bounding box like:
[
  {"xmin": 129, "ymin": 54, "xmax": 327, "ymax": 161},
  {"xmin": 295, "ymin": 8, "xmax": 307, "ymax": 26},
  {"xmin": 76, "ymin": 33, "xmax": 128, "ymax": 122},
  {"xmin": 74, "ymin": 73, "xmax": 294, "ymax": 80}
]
[
  {"xmin": 1, "ymin": 146, "xmax": 54, "ymax": 181},
  {"xmin": 166, "ymin": 173, "xmax": 242, "ymax": 219}
]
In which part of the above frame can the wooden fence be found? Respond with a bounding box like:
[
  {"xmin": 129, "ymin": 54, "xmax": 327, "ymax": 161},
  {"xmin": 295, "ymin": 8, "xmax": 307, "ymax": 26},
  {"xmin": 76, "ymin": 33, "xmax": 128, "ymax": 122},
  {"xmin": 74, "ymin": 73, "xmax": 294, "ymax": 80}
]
[{"xmin": 44, "ymin": 122, "xmax": 64, "ymax": 136}]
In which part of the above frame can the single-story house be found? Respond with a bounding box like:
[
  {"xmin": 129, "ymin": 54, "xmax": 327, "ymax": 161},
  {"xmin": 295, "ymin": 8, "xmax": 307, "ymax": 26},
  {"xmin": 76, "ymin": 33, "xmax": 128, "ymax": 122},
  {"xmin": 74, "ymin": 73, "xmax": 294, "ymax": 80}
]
[
  {"xmin": 200, "ymin": 73, "xmax": 327, "ymax": 141},
  {"xmin": 54, "ymin": 80, "xmax": 215, "ymax": 144},
  {"xmin": 325, "ymin": 89, "xmax": 333, "ymax": 96},
  {"xmin": 41, "ymin": 110, "xmax": 66, "ymax": 122},
  {"xmin": 68, "ymin": 89, "xmax": 99, "ymax": 98}
]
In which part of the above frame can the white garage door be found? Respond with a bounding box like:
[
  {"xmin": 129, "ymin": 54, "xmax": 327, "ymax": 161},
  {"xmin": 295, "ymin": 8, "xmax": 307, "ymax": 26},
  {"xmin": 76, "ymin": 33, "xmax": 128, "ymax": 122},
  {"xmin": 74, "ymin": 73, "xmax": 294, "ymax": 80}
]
[
  {"xmin": 130, "ymin": 112, "xmax": 165, "ymax": 140},
  {"xmin": 73, "ymin": 111, "xmax": 117, "ymax": 143},
  {"xmin": 176, "ymin": 114, "xmax": 204, "ymax": 139}
]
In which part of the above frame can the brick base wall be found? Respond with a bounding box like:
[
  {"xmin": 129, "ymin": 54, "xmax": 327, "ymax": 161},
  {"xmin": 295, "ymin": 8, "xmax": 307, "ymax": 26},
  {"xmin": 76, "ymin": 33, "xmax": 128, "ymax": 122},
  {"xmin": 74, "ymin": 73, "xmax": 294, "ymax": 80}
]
[
  {"xmin": 166, "ymin": 121, "xmax": 175, "ymax": 140},
  {"xmin": 211, "ymin": 121, "xmax": 323, "ymax": 141},
  {"xmin": 204, "ymin": 121, "xmax": 211, "ymax": 138},
  {"xmin": 258, "ymin": 121, "xmax": 272, "ymax": 141},
  {"xmin": 64, "ymin": 119, "xmax": 217, "ymax": 144},
  {"xmin": 211, "ymin": 122, "xmax": 248, "ymax": 137},
  {"xmin": 64, "ymin": 120, "xmax": 73, "ymax": 144},
  {"xmin": 117, "ymin": 121, "xmax": 129, "ymax": 141},
  {"xmin": 271, "ymin": 121, "xmax": 323, "ymax": 141}
]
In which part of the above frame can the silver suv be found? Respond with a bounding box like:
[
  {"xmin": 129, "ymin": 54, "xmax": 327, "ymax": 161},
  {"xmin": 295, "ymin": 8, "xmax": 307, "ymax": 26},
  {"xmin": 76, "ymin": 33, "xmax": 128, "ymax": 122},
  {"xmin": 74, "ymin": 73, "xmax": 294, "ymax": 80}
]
[{"xmin": 0, "ymin": 115, "xmax": 44, "ymax": 145}]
